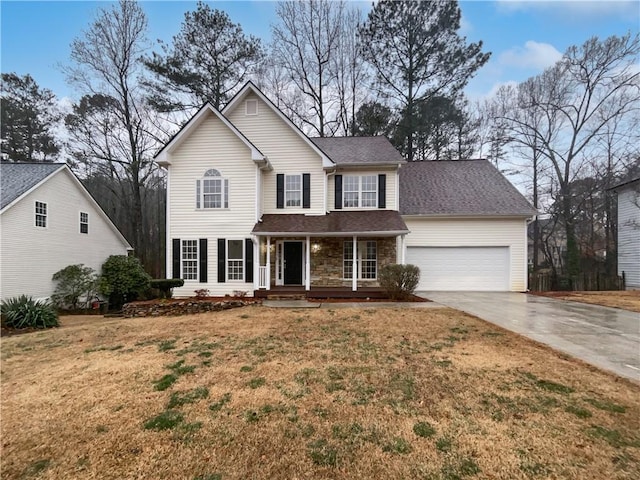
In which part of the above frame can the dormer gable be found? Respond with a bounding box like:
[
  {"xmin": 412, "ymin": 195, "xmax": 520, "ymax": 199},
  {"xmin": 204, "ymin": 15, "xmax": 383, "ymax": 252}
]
[
  {"xmin": 222, "ymin": 82, "xmax": 334, "ymax": 169},
  {"xmin": 154, "ymin": 103, "xmax": 268, "ymax": 169}
]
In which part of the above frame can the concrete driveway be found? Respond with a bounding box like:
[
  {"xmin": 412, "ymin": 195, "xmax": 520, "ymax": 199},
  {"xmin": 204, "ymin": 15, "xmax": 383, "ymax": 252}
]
[{"xmin": 421, "ymin": 292, "xmax": 640, "ymax": 382}]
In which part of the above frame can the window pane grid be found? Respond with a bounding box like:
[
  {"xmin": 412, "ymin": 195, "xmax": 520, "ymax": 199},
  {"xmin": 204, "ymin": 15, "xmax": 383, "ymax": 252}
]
[
  {"xmin": 285, "ymin": 175, "xmax": 302, "ymax": 207},
  {"xmin": 197, "ymin": 173, "xmax": 227, "ymax": 209},
  {"xmin": 343, "ymin": 241, "xmax": 376, "ymax": 280},
  {"xmin": 343, "ymin": 176, "xmax": 377, "ymax": 208},
  {"xmin": 227, "ymin": 240, "xmax": 244, "ymax": 281},
  {"xmin": 35, "ymin": 201, "xmax": 47, "ymax": 227},
  {"xmin": 182, "ymin": 240, "xmax": 198, "ymax": 280},
  {"xmin": 80, "ymin": 212, "xmax": 89, "ymax": 234}
]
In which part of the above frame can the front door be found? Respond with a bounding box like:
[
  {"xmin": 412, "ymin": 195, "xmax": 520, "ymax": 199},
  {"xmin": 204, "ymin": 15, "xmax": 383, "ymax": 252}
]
[{"xmin": 283, "ymin": 241, "xmax": 303, "ymax": 285}]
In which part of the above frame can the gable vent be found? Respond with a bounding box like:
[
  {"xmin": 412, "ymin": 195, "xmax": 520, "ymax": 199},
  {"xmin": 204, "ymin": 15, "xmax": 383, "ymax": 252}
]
[{"xmin": 246, "ymin": 99, "xmax": 258, "ymax": 115}]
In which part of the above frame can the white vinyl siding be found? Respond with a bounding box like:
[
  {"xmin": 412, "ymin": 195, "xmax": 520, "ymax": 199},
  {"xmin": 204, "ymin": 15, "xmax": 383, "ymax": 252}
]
[
  {"xmin": 226, "ymin": 92, "xmax": 325, "ymax": 215},
  {"xmin": 617, "ymin": 187, "xmax": 640, "ymax": 288},
  {"xmin": 404, "ymin": 217, "xmax": 528, "ymax": 292},
  {"xmin": 328, "ymin": 168, "xmax": 398, "ymax": 211},
  {"xmin": 165, "ymin": 111, "xmax": 256, "ymax": 297},
  {"xmin": 0, "ymin": 169, "xmax": 130, "ymax": 301}
]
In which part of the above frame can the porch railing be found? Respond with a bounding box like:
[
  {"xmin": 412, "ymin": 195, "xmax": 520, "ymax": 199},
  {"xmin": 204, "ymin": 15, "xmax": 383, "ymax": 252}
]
[{"xmin": 258, "ymin": 266, "xmax": 267, "ymax": 289}]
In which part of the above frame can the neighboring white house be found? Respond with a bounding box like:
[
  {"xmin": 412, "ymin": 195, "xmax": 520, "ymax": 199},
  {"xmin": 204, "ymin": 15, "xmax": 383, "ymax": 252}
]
[
  {"xmin": 156, "ymin": 82, "xmax": 536, "ymax": 297},
  {"xmin": 0, "ymin": 163, "xmax": 132, "ymax": 301},
  {"xmin": 613, "ymin": 177, "xmax": 640, "ymax": 289}
]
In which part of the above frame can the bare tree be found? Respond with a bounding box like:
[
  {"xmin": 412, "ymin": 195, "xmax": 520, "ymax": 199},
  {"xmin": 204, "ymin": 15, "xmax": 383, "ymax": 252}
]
[
  {"xmin": 497, "ymin": 34, "xmax": 640, "ymax": 277},
  {"xmin": 65, "ymin": 0, "xmax": 162, "ymax": 273},
  {"xmin": 271, "ymin": 0, "xmax": 347, "ymax": 136}
]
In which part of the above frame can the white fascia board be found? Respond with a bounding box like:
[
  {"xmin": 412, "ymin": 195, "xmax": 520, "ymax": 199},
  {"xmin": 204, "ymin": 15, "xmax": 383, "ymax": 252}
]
[
  {"xmin": 223, "ymin": 82, "xmax": 334, "ymax": 167},
  {"xmin": 0, "ymin": 164, "xmax": 66, "ymax": 215}
]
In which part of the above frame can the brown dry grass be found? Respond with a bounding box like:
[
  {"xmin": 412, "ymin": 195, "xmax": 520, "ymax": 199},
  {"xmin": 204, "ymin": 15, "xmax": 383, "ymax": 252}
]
[
  {"xmin": 1, "ymin": 306, "xmax": 639, "ymax": 480},
  {"xmin": 536, "ymin": 291, "xmax": 640, "ymax": 313}
]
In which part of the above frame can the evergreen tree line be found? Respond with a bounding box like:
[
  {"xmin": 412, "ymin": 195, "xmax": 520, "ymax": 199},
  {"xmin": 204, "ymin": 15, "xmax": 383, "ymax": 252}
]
[{"xmin": 1, "ymin": 0, "xmax": 638, "ymax": 281}]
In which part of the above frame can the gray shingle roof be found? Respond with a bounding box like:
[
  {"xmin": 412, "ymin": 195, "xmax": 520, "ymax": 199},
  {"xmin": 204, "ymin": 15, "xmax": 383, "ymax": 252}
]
[
  {"xmin": 252, "ymin": 210, "xmax": 409, "ymax": 235},
  {"xmin": 310, "ymin": 136, "xmax": 406, "ymax": 166},
  {"xmin": 1, "ymin": 162, "xmax": 65, "ymax": 210},
  {"xmin": 399, "ymin": 160, "xmax": 536, "ymax": 216}
]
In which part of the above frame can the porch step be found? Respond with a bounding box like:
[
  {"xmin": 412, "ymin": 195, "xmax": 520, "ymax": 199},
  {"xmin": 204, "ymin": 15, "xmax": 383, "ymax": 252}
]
[{"xmin": 265, "ymin": 294, "xmax": 307, "ymax": 301}]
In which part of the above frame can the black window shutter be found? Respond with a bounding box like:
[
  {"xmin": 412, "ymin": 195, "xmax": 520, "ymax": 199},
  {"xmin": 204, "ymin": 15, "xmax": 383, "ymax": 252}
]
[
  {"xmin": 199, "ymin": 238, "xmax": 208, "ymax": 283},
  {"xmin": 245, "ymin": 238, "xmax": 254, "ymax": 283},
  {"xmin": 172, "ymin": 239, "xmax": 181, "ymax": 279},
  {"xmin": 378, "ymin": 174, "xmax": 386, "ymax": 209},
  {"xmin": 335, "ymin": 174, "xmax": 342, "ymax": 209},
  {"xmin": 276, "ymin": 174, "xmax": 284, "ymax": 209},
  {"xmin": 217, "ymin": 238, "xmax": 226, "ymax": 283},
  {"xmin": 303, "ymin": 173, "xmax": 311, "ymax": 208}
]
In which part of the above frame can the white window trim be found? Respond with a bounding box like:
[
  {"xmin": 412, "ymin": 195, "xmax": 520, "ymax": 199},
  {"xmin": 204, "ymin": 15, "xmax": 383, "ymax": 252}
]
[
  {"xmin": 79, "ymin": 211, "xmax": 89, "ymax": 234},
  {"xmin": 34, "ymin": 201, "xmax": 47, "ymax": 228},
  {"xmin": 245, "ymin": 99, "xmax": 258, "ymax": 115},
  {"xmin": 196, "ymin": 170, "xmax": 229, "ymax": 209},
  {"xmin": 226, "ymin": 239, "xmax": 245, "ymax": 282},
  {"xmin": 343, "ymin": 175, "xmax": 378, "ymax": 209},
  {"xmin": 343, "ymin": 240, "xmax": 377, "ymax": 280},
  {"xmin": 284, "ymin": 174, "xmax": 302, "ymax": 208},
  {"xmin": 181, "ymin": 239, "xmax": 199, "ymax": 282}
]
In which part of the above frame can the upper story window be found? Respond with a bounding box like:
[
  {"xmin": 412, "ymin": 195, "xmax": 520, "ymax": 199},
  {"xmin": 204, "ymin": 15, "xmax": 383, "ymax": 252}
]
[
  {"xmin": 285, "ymin": 174, "xmax": 302, "ymax": 207},
  {"xmin": 245, "ymin": 99, "xmax": 258, "ymax": 115},
  {"xmin": 80, "ymin": 212, "xmax": 89, "ymax": 234},
  {"xmin": 343, "ymin": 175, "xmax": 377, "ymax": 208},
  {"xmin": 35, "ymin": 201, "xmax": 47, "ymax": 228},
  {"xmin": 196, "ymin": 169, "xmax": 228, "ymax": 209}
]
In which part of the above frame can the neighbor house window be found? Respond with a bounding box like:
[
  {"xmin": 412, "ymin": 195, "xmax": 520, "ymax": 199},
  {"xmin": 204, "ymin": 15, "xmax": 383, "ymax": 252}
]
[
  {"xmin": 196, "ymin": 169, "xmax": 228, "ymax": 209},
  {"xmin": 227, "ymin": 239, "xmax": 244, "ymax": 281},
  {"xmin": 181, "ymin": 239, "xmax": 199, "ymax": 280},
  {"xmin": 35, "ymin": 201, "xmax": 47, "ymax": 227},
  {"xmin": 343, "ymin": 241, "xmax": 377, "ymax": 279},
  {"xmin": 285, "ymin": 174, "xmax": 302, "ymax": 207},
  {"xmin": 343, "ymin": 175, "xmax": 377, "ymax": 208},
  {"xmin": 80, "ymin": 212, "xmax": 89, "ymax": 234}
]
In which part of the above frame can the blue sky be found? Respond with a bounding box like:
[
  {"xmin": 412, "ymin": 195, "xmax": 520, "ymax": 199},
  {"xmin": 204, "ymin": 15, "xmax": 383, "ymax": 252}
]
[{"xmin": 1, "ymin": 0, "xmax": 638, "ymax": 101}]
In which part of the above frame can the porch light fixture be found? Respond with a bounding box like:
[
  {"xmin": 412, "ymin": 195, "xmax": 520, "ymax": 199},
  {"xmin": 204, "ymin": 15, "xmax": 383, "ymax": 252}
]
[{"xmin": 312, "ymin": 243, "xmax": 321, "ymax": 253}]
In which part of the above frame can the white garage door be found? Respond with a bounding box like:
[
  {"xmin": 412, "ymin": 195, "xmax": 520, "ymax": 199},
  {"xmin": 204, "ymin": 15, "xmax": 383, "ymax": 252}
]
[{"xmin": 406, "ymin": 246, "xmax": 510, "ymax": 291}]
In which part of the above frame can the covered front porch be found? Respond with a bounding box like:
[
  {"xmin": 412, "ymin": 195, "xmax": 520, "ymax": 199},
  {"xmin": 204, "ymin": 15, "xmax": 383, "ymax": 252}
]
[
  {"xmin": 253, "ymin": 285, "xmax": 388, "ymax": 299},
  {"xmin": 251, "ymin": 210, "xmax": 410, "ymax": 293}
]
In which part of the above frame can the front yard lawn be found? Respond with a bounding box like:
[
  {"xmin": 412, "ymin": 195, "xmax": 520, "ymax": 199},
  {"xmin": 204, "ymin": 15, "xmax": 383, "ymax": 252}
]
[
  {"xmin": 2, "ymin": 306, "xmax": 639, "ymax": 479},
  {"xmin": 534, "ymin": 290, "xmax": 640, "ymax": 313}
]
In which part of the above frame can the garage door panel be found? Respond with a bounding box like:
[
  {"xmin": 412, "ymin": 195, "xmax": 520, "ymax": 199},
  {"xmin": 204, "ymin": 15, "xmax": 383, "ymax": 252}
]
[{"xmin": 407, "ymin": 247, "xmax": 509, "ymax": 291}]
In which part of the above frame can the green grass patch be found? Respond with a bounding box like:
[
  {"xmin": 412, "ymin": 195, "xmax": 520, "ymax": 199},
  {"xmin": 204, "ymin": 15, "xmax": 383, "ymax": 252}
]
[
  {"xmin": 587, "ymin": 425, "xmax": 639, "ymax": 448},
  {"xmin": 167, "ymin": 387, "xmax": 209, "ymax": 409},
  {"xmin": 84, "ymin": 344, "xmax": 123, "ymax": 353},
  {"xmin": 153, "ymin": 373, "xmax": 178, "ymax": 391},
  {"xmin": 565, "ymin": 405, "xmax": 592, "ymax": 419},
  {"xmin": 193, "ymin": 474, "xmax": 222, "ymax": 480},
  {"xmin": 144, "ymin": 410, "xmax": 184, "ymax": 430},
  {"xmin": 247, "ymin": 377, "xmax": 266, "ymax": 389},
  {"xmin": 158, "ymin": 339, "xmax": 177, "ymax": 352},
  {"xmin": 21, "ymin": 459, "xmax": 51, "ymax": 477},
  {"xmin": 536, "ymin": 379, "xmax": 574, "ymax": 395},
  {"xmin": 383, "ymin": 436, "xmax": 412, "ymax": 455},
  {"xmin": 240, "ymin": 365, "xmax": 253, "ymax": 372},
  {"xmin": 294, "ymin": 368, "xmax": 322, "ymax": 385},
  {"xmin": 209, "ymin": 393, "xmax": 232, "ymax": 413},
  {"xmin": 167, "ymin": 359, "xmax": 196, "ymax": 375},
  {"xmin": 584, "ymin": 397, "xmax": 626, "ymax": 413},
  {"xmin": 436, "ymin": 436, "xmax": 453, "ymax": 453},
  {"xmin": 307, "ymin": 438, "xmax": 339, "ymax": 467},
  {"xmin": 413, "ymin": 421, "xmax": 436, "ymax": 438},
  {"xmin": 441, "ymin": 456, "xmax": 481, "ymax": 478}
]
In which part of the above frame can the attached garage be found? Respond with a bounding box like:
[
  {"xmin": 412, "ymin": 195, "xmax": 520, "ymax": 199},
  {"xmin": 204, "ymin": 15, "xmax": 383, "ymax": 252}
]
[{"xmin": 406, "ymin": 246, "xmax": 510, "ymax": 291}]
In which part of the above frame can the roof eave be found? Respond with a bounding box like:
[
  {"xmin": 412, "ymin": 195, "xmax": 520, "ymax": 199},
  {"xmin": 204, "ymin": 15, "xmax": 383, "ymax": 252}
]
[
  {"xmin": 401, "ymin": 213, "xmax": 537, "ymax": 219},
  {"xmin": 252, "ymin": 230, "xmax": 410, "ymax": 237},
  {"xmin": 0, "ymin": 164, "xmax": 66, "ymax": 214}
]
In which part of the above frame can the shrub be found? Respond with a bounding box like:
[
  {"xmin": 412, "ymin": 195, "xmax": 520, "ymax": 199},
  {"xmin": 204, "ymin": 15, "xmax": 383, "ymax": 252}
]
[
  {"xmin": 1, "ymin": 295, "xmax": 59, "ymax": 329},
  {"xmin": 99, "ymin": 255, "xmax": 151, "ymax": 310},
  {"xmin": 51, "ymin": 264, "xmax": 98, "ymax": 309},
  {"xmin": 379, "ymin": 264, "xmax": 420, "ymax": 300},
  {"xmin": 150, "ymin": 279, "xmax": 184, "ymax": 299},
  {"xmin": 194, "ymin": 288, "xmax": 210, "ymax": 299}
]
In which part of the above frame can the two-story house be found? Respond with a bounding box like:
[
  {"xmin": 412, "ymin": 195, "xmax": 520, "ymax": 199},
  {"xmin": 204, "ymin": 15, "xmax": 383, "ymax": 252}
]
[{"xmin": 157, "ymin": 82, "xmax": 535, "ymax": 297}]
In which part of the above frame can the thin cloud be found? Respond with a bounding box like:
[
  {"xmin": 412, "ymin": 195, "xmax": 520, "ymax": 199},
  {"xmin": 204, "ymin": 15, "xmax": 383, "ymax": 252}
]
[
  {"xmin": 495, "ymin": 0, "xmax": 639, "ymax": 19},
  {"xmin": 499, "ymin": 41, "xmax": 562, "ymax": 70}
]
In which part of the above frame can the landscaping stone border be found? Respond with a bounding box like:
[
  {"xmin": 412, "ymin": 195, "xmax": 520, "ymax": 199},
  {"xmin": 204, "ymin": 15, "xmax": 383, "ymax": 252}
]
[{"xmin": 122, "ymin": 299, "xmax": 260, "ymax": 318}]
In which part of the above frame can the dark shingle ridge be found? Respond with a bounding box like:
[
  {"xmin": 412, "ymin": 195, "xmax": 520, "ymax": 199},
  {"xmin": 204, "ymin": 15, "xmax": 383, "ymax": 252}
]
[
  {"xmin": 399, "ymin": 159, "xmax": 536, "ymax": 217},
  {"xmin": 310, "ymin": 136, "xmax": 405, "ymax": 165},
  {"xmin": 1, "ymin": 162, "xmax": 65, "ymax": 210}
]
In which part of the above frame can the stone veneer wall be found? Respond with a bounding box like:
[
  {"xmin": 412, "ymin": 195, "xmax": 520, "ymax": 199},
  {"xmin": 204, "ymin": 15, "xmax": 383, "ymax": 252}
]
[{"xmin": 258, "ymin": 236, "xmax": 396, "ymax": 288}]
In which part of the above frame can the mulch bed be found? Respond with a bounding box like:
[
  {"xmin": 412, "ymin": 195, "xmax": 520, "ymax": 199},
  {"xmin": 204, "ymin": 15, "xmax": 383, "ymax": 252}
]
[{"xmin": 307, "ymin": 294, "xmax": 429, "ymax": 303}]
